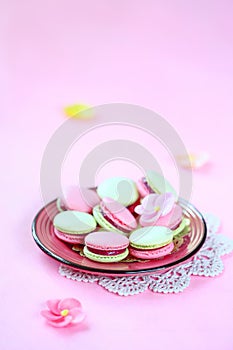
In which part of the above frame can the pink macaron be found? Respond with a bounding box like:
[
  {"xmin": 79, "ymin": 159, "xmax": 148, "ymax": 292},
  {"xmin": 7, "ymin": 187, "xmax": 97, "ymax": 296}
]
[
  {"xmin": 129, "ymin": 241, "xmax": 174, "ymax": 259},
  {"xmin": 63, "ymin": 186, "xmax": 100, "ymax": 213},
  {"xmin": 93, "ymin": 197, "xmax": 137, "ymax": 235},
  {"xmin": 84, "ymin": 231, "xmax": 129, "ymax": 262},
  {"xmin": 137, "ymin": 178, "xmax": 152, "ymax": 197}
]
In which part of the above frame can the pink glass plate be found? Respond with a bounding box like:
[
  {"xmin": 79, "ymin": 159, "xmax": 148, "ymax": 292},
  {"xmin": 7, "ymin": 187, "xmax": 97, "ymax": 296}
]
[{"xmin": 32, "ymin": 199, "xmax": 207, "ymax": 276}]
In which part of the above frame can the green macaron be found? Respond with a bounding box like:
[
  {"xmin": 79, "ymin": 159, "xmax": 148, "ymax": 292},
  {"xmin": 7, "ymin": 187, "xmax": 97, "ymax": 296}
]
[
  {"xmin": 173, "ymin": 218, "xmax": 190, "ymax": 237},
  {"xmin": 97, "ymin": 176, "xmax": 139, "ymax": 206},
  {"xmin": 129, "ymin": 226, "xmax": 174, "ymax": 250},
  {"xmin": 53, "ymin": 210, "xmax": 97, "ymax": 234}
]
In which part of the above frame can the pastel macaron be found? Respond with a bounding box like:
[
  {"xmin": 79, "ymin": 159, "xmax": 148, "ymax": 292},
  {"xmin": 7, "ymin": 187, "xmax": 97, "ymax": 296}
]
[
  {"xmin": 129, "ymin": 226, "xmax": 174, "ymax": 259},
  {"xmin": 137, "ymin": 170, "xmax": 178, "ymax": 200},
  {"xmin": 63, "ymin": 186, "xmax": 100, "ymax": 213},
  {"xmin": 53, "ymin": 210, "xmax": 97, "ymax": 244},
  {"xmin": 93, "ymin": 197, "xmax": 137, "ymax": 236},
  {"xmin": 97, "ymin": 177, "xmax": 139, "ymax": 207},
  {"xmin": 83, "ymin": 231, "xmax": 129, "ymax": 263}
]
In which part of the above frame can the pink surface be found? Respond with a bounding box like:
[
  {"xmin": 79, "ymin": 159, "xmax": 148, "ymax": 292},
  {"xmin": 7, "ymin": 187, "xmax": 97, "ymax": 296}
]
[{"xmin": 1, "ymin": 1, "xmax": 233, "ymax": 350}]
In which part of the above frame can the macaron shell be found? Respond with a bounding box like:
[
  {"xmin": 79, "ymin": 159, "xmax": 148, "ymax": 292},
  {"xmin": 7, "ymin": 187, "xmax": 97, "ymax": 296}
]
[
  {"xmin": 83, "ymin": 246, "xmax": 129, "ymax": 263},
  {"xmin": 56, "ymin": 198, "xmax": 66, "ymax": 212},
  {"xmin": 140, "ymin": 204, "xmax": 182, "ymax": 228},
  {"xmin": 85, "ymin": 231, "xmax": 129, "ymax": 251},
  {"xmin": 129, "ymin": 241, "xmax": 174, "ymax": 259},
  {"xmin": 101, "ymin": 198, "xmax": 137, "ymax": 231},
  {"xmin": 97, "ymin": 177, "xmax": 139, "ymax": 206},
  {"xmin": 173, "ymin": 220, "xmax": 191, "ymax": 238},
  {"xmin": 146, "ymin": 170, "xmax": 178, "ymax": 200},
  {"xmin": 172, "ymin": 218, "xmax": 190, "ymax": 236},
  {"xmin": 136, "ymin": 178, "xmax": 150, "ymax": 197},
  {"xmin": 64, "ymin": 186, "xmax": 100, "ymax": 212},
  {"xmin": 129, "ymin": 226, "xmax": 173, "ymax": 249},
  {"xmin": 54, "ymin": 228, "xmax": 86, "ymax": 244},
  {"xmin": 93, "ymin": 205, "xmax": 127, "ymax": 236},
  {"xmin": 53, "ymin": 210, "xmax": 97, "ymax": 234}
]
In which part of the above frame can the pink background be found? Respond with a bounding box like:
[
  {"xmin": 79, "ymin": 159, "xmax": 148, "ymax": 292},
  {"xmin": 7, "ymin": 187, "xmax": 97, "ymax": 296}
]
[{"xmin": 1, "ymin": 1, "xmax": 233, "ymax": 349}]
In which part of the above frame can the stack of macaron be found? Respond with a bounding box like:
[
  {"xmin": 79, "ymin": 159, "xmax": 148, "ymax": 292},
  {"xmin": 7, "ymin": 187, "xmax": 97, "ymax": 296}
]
[{"xmin": 52, "ymin": 171, "xmax": 190, "ymax": 263}]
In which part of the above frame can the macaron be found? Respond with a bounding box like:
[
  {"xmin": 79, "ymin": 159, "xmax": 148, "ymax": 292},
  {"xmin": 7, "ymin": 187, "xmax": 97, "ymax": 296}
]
[
  {"xmin": 83, "ymin": 231, "xmax": 129, "ymax": 263},
  {"xmin": 129, "ymin": 226, "xmax": 174, "ymax": 259},
  {"xmin": 53, "ymin": 210, "xmax": 97, "ymax": 244},
  {"xmin": 93, "ymin": 197, "xmax": 137, "ymax": 236},
  {"xmin": 97, "ymin": 177, "xmax": 139, "ymax": 207},
  {"xmin": 63, "ymin": 186, "xmax": 100, "ymax": 213},
  {"xmin": 137, "ymin": 170, "xmax": 177, "ymax": 200},
  {"xmin": 56, "ymin": 198, "xmax": 66, "ymax": 212},
  {"xmin": 172, "ymin": 217, "xmax": 190, "ymax": 236}
]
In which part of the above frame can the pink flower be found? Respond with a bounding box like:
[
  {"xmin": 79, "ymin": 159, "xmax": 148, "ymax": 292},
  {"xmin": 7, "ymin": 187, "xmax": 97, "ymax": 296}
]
[
  {"xmin": 135, "ymin": 193, "xmax": 175, "ymax": 225},
  {"xmin": 41, "ymin": 298, "xmax": 85, "ymax": 328}
]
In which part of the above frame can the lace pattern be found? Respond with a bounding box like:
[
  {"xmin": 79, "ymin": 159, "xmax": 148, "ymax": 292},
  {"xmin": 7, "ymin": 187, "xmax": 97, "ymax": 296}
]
[{"xmin": 59, "ymin": 214, "xmax": 233, "ymax": 296}]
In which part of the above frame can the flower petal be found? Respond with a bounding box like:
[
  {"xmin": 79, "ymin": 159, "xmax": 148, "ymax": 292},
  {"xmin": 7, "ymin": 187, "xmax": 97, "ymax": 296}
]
[
  {"xmin": 69, "ymin": 308, "xmax": 86, "ymax": 323},
  {"xmin": 134, "ymin": 205, "xmax": 144, "ymax": 215},
  {"xmin": 141, "ymin": 194, "xmax": 159, "ymax": 214},
  {"xmin": 161, "ymin": 193, "xmax": 175, "ymax": 216},
  {"xmin": 46, "ymin": 300, "xmax": 61, "ymax": 315},
  {"xmin": 140, "ymin": 211, "xmax": 162, "ymax": 224},
  {"xmin": 41, "ymin": 310, "xmax": 64, "ymax": 321},
  {"xmin": 58, "ymin": 298, "xmax": 82, "ymax": 311},
  {"xmin": 47, "ymin": 316, "xmax": 73, "ymax": 328}
]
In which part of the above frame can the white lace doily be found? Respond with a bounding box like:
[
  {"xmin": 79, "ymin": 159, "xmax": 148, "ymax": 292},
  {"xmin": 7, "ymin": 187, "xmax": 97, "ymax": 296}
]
[{"xmin": 58, "ymin": 214, "xmax": 233, "ymax": 296}]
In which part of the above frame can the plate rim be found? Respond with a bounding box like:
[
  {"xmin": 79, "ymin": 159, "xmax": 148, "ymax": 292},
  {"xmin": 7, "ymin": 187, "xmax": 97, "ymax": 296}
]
[{"xmin": 32, "ymin": 198, "xmax": 207, "ymax": 276}]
